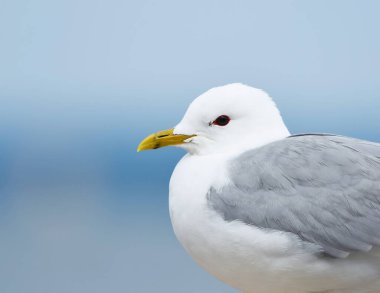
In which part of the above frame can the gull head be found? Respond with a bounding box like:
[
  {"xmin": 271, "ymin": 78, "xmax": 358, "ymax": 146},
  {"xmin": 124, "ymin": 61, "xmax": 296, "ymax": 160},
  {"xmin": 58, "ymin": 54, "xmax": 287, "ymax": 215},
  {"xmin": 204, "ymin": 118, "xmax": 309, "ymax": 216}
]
[{"xmin": 138, "ymin": 83, "xmax": 290, "ymax": 155}]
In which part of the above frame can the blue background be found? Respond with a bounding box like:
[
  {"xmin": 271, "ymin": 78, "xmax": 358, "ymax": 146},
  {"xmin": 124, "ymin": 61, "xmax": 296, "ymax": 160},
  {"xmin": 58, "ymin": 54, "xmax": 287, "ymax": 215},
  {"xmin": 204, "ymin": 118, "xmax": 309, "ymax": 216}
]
[{"xmin": 1, "ymin": 0, "xmax": 380, "ymax": 292}]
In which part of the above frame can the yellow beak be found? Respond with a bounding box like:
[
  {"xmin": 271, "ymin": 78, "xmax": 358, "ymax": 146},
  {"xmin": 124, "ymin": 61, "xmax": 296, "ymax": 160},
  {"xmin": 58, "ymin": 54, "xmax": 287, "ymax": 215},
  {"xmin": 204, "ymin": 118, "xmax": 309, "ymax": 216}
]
[{"xmin": 137, "ymin": 128, "xmax": 195, "ymax": 152}]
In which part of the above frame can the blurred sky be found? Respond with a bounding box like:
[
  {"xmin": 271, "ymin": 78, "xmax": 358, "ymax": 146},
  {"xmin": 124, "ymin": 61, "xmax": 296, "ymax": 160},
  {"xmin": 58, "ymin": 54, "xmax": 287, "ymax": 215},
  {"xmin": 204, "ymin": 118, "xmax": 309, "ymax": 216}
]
[{"xmin": 0, "ymin": 0, "xmax": 380, "ymax": 292}]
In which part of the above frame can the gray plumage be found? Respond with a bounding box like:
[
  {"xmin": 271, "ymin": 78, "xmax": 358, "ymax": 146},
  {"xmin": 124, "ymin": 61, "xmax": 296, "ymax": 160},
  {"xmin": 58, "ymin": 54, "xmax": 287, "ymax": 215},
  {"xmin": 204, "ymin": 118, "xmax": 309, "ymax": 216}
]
[{"xmin": 207, "ymin": 134, "xmax": 380, "ymax": 258}]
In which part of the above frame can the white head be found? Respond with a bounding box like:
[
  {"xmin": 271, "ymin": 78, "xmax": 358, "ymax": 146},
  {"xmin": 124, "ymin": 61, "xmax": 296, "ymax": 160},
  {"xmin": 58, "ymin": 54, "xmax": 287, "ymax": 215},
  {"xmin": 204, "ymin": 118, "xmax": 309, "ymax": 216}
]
[
  {"xmin": 173, "ymin": 83, "xmax": 290, "ymax": 155},
  {"xmin": 138, "ymin": 83, "xmax": 290, "ymax": 156}
]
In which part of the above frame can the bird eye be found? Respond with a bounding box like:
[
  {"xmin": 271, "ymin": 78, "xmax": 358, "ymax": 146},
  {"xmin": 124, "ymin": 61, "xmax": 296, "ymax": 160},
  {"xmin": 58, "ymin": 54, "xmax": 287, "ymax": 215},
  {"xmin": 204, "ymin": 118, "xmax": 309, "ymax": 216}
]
[{"xmin": 212, "ymin": 115, "xmax": 231, "ymax": 126}]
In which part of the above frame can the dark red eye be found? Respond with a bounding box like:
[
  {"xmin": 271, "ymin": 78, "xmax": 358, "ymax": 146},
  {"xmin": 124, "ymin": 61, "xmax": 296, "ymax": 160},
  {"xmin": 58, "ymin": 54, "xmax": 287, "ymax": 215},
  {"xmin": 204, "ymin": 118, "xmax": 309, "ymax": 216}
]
[{"xmin": 212, "ymin": 115, "xmax": 231, "ymax": 126}]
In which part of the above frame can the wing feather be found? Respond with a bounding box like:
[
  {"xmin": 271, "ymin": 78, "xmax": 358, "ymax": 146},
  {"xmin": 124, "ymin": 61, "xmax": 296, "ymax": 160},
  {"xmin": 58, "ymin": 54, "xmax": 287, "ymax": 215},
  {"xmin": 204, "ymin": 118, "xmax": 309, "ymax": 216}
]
[{"xmin": 207, "ymin": 135, "xmax": 380, "ymax": 258}]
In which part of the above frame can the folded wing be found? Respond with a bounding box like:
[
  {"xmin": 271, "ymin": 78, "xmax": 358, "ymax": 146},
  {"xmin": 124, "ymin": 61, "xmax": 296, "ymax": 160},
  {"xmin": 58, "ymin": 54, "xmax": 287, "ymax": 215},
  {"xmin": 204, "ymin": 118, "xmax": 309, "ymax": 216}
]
[{"xmin": 207, "ymin": 134, "xmax": 380, "ymax": 258}]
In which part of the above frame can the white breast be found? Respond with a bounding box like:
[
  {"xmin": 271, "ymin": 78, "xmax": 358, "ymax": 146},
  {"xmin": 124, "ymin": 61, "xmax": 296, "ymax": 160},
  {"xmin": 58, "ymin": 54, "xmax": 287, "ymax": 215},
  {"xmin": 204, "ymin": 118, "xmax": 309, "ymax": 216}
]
[{"xmin": 168, "ymin": 154, "xmax": 380, "ymax": 293}]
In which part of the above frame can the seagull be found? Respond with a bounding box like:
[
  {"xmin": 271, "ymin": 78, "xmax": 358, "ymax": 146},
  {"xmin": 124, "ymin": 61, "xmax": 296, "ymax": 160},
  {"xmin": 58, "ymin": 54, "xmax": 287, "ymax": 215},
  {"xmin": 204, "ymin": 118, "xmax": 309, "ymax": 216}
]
[{"xmin": 137, "ymin": 83, "xmax": 380, "ymax": 293}]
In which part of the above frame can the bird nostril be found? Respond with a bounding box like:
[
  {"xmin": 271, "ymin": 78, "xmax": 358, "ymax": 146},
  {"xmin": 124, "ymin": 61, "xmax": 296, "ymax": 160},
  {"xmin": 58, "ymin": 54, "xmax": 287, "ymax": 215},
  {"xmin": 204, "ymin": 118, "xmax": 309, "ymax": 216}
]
[{"xmin": 157, "ymin": 134, "xmax": 168, "ymax": 138}]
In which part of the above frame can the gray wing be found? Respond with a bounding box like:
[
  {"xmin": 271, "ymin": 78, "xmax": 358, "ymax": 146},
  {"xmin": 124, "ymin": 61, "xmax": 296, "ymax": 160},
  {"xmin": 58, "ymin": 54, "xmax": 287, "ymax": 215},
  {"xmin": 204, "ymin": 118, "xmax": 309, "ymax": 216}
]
[{"xmin": 207, "ymin": 134, "xmax": 380, "ymax": 258}]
